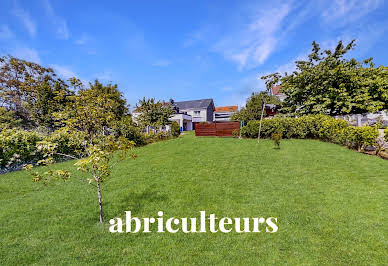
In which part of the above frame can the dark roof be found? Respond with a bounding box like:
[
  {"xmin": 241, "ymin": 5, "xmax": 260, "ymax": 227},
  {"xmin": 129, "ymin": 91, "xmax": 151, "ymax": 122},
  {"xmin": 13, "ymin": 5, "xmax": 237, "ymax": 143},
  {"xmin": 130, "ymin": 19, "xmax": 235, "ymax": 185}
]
[{"xmin": 174, "ymin": 99, "xmax": 214, "ymax": 110}]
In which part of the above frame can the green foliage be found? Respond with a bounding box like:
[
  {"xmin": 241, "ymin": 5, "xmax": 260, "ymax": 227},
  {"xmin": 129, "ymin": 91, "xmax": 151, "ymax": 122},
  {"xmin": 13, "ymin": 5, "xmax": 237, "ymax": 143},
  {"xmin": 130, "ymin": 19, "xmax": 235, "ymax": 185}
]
[
  {"xmin": 231, "ymin": 91, "xmax": 282, "ymax": 121},
  {"xmin": 47, "ymin": 130, "xmax": 88, "ymax": 159},
  {"xmin": 135, "ymin": 97, "xmax": 175, "ymax": 130},
  {"xmin": 0, "ymin": 55, "xmax": 72, "ymax": 129},
  {"xmin": 385, "ymin": 128, "xmax": 388, "ymax": 142},
  {"xmin": 112, "ymin": 116, "xmax": 146, "ymax": 146},
  {"xmin": 262, "ymin": 40, "xmax": 388, "ymax": 115},
  {"xmin": 56, "ymin": 80, "xmax": 129, "ymax": 140},
  {"xmin": 171, "ymin": 121, "xmax": 180, "ymax": 137},
  {"xmin": 0, "ymin": 107, "xmax": 21, "ymax": 130},
  {"xmin": 232, "ymin": 129, "xmax": 239, "ymax": 138},
  {"xmin": 0, "ymin": 129, "xmax": 44, "ymax": 168},
  {"xmin": 143, "ymin": 131, "xmax": 172, "ymax": 143},
  {"xmin": 241, "ymin": 115, "xmax": 379, "ymax": 151},
  {"xmin": 271, "ymin": 132, "xmax": 282, "ymax": 149}
]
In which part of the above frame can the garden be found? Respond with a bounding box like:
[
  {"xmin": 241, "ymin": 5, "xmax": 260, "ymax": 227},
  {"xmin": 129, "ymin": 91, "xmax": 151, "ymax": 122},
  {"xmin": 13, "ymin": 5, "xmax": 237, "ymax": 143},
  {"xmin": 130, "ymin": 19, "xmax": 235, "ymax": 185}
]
[{"xmin": 0, "ymin": 132, "xmax": 387, "ymax": 264}]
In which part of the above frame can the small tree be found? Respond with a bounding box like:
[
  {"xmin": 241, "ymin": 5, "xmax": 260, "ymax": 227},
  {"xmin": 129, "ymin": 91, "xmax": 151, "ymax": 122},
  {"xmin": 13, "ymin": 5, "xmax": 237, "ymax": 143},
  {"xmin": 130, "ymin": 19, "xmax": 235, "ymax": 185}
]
[
  {"xmin": 25, "ymin": 80, "xmax": 135, "ymax": 223},
  {"xmin": 135, "ymin": 97, "xmax": 175, "ymax": 133},
  {"xmin": 271, "ymin": 132, "xmax": 282, "ymax": 149}
]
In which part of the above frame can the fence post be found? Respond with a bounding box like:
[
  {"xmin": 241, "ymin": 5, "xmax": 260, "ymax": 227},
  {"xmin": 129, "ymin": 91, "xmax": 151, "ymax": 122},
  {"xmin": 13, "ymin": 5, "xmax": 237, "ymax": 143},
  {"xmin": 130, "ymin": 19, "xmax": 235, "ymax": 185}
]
[{"xmin": 258, "ymin": 101, "xmax": 265, "ymax": 143}]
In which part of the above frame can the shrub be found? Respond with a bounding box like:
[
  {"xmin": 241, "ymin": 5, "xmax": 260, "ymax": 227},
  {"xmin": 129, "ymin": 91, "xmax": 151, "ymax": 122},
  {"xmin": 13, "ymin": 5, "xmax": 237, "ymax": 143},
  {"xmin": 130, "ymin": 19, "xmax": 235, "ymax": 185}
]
[
  {"xmin": 0, "ymin": 129, "xmax": 44, "ymax": 169},
  {"xmin": 241, "ymin": 115, "xmax": 379, "ymax": 151},
  {"xmin": 271, "ymin": 132, "xmax": 282, "ymax": 149},
  {"xmin": 171, "ymin": 121, "xmax": 180, "ymax": 137},
  {"xmin": 112, "ymin": 116, "xmax": 146, "ymax": 146},
  {"xmin": 47, "ymin": 130, "xmax": 88, "ymax": 159},
  {"xmin": 232, "ymin": 129, "xmax": 239, "ymax": 138}
]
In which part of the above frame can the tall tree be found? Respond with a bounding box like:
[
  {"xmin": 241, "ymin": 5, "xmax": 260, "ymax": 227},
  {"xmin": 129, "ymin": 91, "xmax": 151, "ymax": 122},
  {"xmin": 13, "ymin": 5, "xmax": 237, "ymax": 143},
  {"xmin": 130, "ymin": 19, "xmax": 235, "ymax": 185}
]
[
  {"xmin": 0, "ymin": 55, "xmax": 72, "ymax": 129},
  {"xmin": 261, "ymin": 40, "xmax": 388, "ymax": 115}
]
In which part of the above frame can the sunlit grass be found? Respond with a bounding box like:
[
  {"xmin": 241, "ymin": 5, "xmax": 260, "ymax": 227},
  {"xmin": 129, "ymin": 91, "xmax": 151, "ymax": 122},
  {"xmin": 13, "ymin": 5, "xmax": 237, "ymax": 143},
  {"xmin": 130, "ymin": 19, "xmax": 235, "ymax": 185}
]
[{"xmin": 0, "ymin": 132, "xmax": 386, "ymax": 264}]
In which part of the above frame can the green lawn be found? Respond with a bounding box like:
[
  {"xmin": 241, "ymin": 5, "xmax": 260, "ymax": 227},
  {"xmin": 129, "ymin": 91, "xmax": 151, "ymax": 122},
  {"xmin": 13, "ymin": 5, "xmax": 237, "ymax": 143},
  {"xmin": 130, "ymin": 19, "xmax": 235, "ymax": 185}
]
[{"xmin": 0, "ymin": 132, "xmax": 387, "ymax": 265}]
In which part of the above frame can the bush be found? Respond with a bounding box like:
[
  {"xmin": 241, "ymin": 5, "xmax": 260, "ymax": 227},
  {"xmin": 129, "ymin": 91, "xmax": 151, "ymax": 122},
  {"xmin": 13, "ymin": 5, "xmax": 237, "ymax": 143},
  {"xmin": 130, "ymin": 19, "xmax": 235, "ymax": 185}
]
[
  {"xmin": 271, "ymin": 132, "xmax": 282, "ymax": 149},
  {"xmin": 0, "ymin": 129, "xmax": 44, "ymax": 169},
  {"xmin": 171, "ymin": 121, "xmax": 180, "ymax": 137},
  {"xmin": 241, "ymin": 115, "xmax": 379, "ymax": 151},
  {"xmin": 232, "ymin": 129, "xmax": 239, "ymax": 138},
  {"xmin": 47, "ymin": 130, "xmax": 88, "ymax": 159},
  {"xmin": 112, "ymin": 116, "xmax": 146, "ymax": 146}
]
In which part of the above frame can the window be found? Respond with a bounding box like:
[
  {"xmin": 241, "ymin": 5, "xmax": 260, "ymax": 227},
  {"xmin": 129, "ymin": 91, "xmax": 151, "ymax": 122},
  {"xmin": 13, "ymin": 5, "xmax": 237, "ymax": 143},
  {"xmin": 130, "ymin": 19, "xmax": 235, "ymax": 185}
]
[{"xmin": 194, "ymin": 110, "xmax": 200, "ymax": 115}]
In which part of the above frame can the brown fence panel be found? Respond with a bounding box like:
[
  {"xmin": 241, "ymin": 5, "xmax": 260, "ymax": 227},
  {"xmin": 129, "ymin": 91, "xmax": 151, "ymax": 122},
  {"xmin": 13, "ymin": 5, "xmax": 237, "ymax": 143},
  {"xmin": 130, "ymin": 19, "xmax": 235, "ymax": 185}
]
[
  {"xmin": 215, "ymin": 122, "xmax": 240, "ymax": 137},
  {"xmin": 195, "ymin": 123, "xmax": 216, "ymax": 136},
  {"xmin": 195, "ymin": 122, "xmax": 240, "ymax": 137}
]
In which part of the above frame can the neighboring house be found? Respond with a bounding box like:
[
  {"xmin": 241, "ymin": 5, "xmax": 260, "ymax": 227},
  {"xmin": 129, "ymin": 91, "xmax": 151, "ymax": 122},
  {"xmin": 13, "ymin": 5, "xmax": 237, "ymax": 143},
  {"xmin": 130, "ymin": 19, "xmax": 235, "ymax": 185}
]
[
  {"xmin": 132, "ymin": 98, "xmax": 215, "ymax": 132},
  {"xmin": 169, "ymin": 113, "xmax": 193, "ymax": 131},
  {"xmin": 214, "ymin": 106, "xmax": 238, "ymax": 121},
  {"xmin": 271, "ymin": 85, "xmax": 287, "ymax": 102},
  {"xmin": 173, "ymin": 99, "xmax": 215, "ymax": 129}
]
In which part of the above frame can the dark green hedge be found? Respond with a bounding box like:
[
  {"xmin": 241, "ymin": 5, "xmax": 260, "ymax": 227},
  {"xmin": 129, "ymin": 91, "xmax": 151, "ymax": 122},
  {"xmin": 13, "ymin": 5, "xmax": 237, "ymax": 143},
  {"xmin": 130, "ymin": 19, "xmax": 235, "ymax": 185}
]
[{"xmin": 241, "ymin": 115, "xmax": 379, "ymax": 151}]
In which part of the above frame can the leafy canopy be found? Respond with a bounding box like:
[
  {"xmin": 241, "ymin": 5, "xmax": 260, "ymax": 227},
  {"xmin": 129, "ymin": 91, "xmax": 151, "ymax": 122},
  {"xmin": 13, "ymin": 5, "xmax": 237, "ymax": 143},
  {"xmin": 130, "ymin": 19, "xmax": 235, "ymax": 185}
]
[
  {"xmin": 261, "ymin": 40, "xmax": 388, "ymax": 115},
  {"xmin": 135, "ymin": 97, "xmax": 175, "ymax": 128}
]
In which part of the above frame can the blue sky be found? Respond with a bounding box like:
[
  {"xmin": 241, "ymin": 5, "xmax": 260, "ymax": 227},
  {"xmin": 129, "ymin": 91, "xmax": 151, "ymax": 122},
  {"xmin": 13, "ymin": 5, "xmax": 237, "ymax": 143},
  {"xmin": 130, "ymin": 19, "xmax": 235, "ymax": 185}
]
[{"xmin": 1, "ymin": 0, "xmax": 387, "ymax": 109}]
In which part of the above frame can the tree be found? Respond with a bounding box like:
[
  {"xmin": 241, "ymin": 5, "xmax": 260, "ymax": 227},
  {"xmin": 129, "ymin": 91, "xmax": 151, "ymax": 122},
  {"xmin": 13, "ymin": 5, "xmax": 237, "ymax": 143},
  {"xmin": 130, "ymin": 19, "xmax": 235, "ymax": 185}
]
[
  {"xmin": 26, "ymin": 80, "xmax": 134, "ymax": 224},
  {"xmin": 0, "ymin": 55, "xmax": 72, "ymax": 130},
  {"xmin": 261, "ymin": 40, "xmax": 388, "ymax": 115},
  {"xmin": 0, "ymin": 107, "xmax": 21, "ymax": 130},
  {"xmin": 135, "ymin": 97, "xmax": 175, "ymax": 132},
  {"xmin": 231, "ymin": 91, "xmax": 282, "ymax": 122},
  {"xmin": 56, "ymin": 79, "xmax": 129, "ymax": 140},
  {"xmin": 26, "ymin": 135, "xmax": 134, "ymax": 223}
]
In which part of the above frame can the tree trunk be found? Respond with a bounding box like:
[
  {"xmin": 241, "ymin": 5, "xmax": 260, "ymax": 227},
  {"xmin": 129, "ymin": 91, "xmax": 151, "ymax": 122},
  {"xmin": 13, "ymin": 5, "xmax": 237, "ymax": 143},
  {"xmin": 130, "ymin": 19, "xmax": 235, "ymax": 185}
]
[{"xmin": 96, "ymin": 177, "xmax": 104, "ymax": 223}]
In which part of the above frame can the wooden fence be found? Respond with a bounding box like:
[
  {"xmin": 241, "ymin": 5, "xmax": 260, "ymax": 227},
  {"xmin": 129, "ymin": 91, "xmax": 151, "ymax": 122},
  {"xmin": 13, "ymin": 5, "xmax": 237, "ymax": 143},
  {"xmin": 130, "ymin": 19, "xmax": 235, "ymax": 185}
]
[{"xmin": 195, "ymin": 122, "xmax": 240, "ymax": 137}]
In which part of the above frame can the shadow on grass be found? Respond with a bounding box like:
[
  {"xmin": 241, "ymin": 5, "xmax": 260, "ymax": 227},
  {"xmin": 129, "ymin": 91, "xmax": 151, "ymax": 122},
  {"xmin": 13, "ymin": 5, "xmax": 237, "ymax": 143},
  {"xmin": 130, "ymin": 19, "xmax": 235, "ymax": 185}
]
[{"xmin": 106, "ymin": 187, "xmax": 169, "ymax": 218}]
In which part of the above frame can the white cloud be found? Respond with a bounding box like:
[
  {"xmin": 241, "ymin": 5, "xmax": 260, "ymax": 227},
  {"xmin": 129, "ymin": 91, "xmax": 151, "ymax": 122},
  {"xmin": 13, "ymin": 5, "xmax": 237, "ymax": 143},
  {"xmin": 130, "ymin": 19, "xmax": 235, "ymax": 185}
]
[
  {"xmin": 75, "ymin": 34, "xmax": 89, "ymax": 45},
  {"xmin": 213, "ymin": 3, "xmax": 291, "ymax": 70},
  {"xmin": 50, "ymin": 64, "xmax": 76, "ymax": 79},
  {"xmin": 0, "ymin": 25, "xmax": 14, "ymax": 39},
  {"xmin": 152, "ymin": 59, "xmax": 172, "ymax": 67},
  {"xmin": 12, "ymin": 7, "xmax": 36, "ymax": 37},
  {"xmin": 12, "ymin": 47, "xmax": 41, "ymax": 64},
  {"xmin": 43, "ymin": 0, "xmax": 69, "ymax": 40},
  {"xmin": 322, "ymin": 0, "xmax": 383, "ymax": 24}
]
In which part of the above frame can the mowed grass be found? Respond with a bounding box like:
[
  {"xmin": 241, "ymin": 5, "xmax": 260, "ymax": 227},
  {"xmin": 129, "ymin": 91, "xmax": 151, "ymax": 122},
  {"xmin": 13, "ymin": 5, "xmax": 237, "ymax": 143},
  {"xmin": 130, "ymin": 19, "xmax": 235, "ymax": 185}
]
[{"xmin": 0, "ymin": 132, "xmax": 387, "ymax": 265}]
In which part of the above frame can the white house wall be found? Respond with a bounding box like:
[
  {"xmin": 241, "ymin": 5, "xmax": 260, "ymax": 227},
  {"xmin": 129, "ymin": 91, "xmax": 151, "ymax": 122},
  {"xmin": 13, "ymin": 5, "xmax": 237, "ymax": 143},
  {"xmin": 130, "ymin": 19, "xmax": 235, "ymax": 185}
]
[{"xmin": 181, "ymin": 109, "xmax": 208, "ymax": 122}]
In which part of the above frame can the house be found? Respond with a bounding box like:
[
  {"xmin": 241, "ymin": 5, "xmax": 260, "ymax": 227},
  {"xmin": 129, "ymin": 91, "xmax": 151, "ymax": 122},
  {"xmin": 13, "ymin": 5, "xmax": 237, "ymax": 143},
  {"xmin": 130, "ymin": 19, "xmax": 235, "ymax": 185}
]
[
  {"xmin": 169, "ymin": 113, "xmax": 193, "ymax": 131},
  {"xmin": 271, "ymin": 85, "xmax": 286, "ymax": 102},
  {"xmin": 172, "ymin": 99, "xmax": 215, "ymax": 130},
  {"xmin": 214, "ymin": 106, "xmax": 238, "ymax": 121},
  {"xmin": 132, "ymin": 98, "xmax": 215, "ymax": 132}
]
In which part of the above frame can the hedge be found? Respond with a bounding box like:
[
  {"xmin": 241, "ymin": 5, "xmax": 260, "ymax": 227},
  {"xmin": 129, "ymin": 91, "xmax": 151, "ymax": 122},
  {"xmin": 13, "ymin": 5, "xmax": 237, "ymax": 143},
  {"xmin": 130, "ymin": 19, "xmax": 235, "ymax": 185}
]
[
  {"xmin": 0, "ymin": 129, "xmax": 44, "ymax": 169},
  {"xmin": 241, "ymin": 115, "xmax": 379, "ymax": 151}
]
